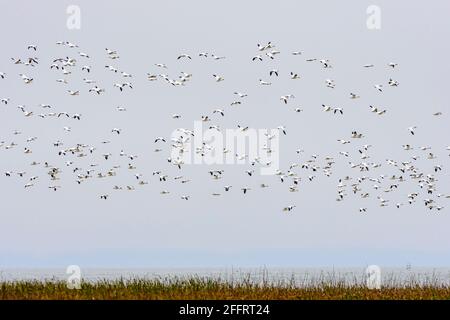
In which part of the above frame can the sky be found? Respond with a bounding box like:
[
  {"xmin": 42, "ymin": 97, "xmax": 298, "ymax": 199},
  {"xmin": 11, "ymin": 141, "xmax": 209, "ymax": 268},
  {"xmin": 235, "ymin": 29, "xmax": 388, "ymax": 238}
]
[{"xmin": 0, "ymin": 0, "xmax": 450, "ymax": 268}]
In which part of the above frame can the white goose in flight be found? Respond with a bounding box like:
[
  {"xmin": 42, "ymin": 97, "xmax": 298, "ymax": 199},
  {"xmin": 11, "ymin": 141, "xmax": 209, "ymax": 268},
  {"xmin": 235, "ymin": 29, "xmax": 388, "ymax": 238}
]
[
  {"xmin": 177, "ymin": 54, "xmax": 192, "ymax": 60},
  {"xmin": 388, "ymin": 78, "xmax": 399, "ymax": 86},
  {"xmin": 234, "ymin": 92, "xmax": 248, "ymax": 98},
  {"xmin": 213, "ymin": 109, "xmax": 225, "ymax": 116},
  {"xmin": 319, "ymin": 59, "xmax": 332, "ymax": 68},
  {"xmin": 65, "ymin": 41, "xmax": 79, "ymax": 48},
  {"xmin": 408, "ymin": 126, "xmax": 417, "ymax": 135},
  {"xmin": 83, "ymin": 78, "xmax": 96, "ymax": 84},
  {"xmin": 241, "ymin": 187, "xmax": 251, "ymax": 194},
  {"xmin": 374, "ymin": 84, "xmax": 383, "ymax": 92},
  {"xmin": 89, "ymin": 86, "xmax": 105, "ymax": 94},
  {"xmin": 322, "ymin": 104, "xmax": 333, "ymax": 112},
  {"xmin": 105, "ymin": 48, "xmax": 117, "ymax": 55},
  {"xmin": 113, "ymin": 83, "xmax": 126, "ymax": 91},
  {"xmin": 213, "ymin": 74, "xmax": 224, "ymax": 82},
  {"xmin": 155, "ymin": 137, "xmax": 166, "ymax": 143},
  {"xmin": 211, "ymin": 54, "xmax": 226, "ymax": 60},
  {"xmin": 105, "ymin": 65, "xmax": 118, "ymax": 72},
  {"xmin": 269, "ymin": 69, "xmax": 279, "ymax": 76},
  {"xmin": 257, "ymin": 42, "xmax": 271, "ymax": 51},
  {"xmin": 277, "ymin": 125, "xmax": 287, "ymax": 135},
  {"xmin": 280, "ymin": 94, "xmax": 295, "ymax": 104},
  {"xmin": 333, "ymin": 108, "xmax": 344, "ymax": 114},
  {"xmin": 11, "ymin": 58, "xmax": 23, "ymax": 64},
  {"xmin": 325, "ymin": 79, "xmax": 335, "ymax": 88},
  {"xmin": 369, "ymin": 105, "xmax": 379, "ymax": 113},
  {"xmin": 290, "ymin": 72, "xmax": 300, "ymax": 79},
  {"xmin": 67, "ymin": 90, "xmax": 79, "ymax": 96},
  {"xmin": 154, "ymin": 63, "xmax": 168, "ymax": 69},
  {"xmin": 265, "ymin": 50, "xmax": 280, "ymax": 59},
  {"xmin": 19, "ymin": 74, "xmax": 33, "ymax": 84}
]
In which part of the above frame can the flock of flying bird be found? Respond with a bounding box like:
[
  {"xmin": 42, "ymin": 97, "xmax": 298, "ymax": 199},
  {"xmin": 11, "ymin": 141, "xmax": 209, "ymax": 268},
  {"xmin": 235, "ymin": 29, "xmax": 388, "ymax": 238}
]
[{"xmin": 1, "ymin": 40, "xmax": 449, "ymax": 213}]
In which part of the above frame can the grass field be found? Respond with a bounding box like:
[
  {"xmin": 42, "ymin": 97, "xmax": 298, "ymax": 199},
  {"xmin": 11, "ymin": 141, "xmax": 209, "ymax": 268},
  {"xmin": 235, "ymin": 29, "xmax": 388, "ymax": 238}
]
[{"xmin": 1, "ymin": 277, "xmax": 450, "ymax": 300}]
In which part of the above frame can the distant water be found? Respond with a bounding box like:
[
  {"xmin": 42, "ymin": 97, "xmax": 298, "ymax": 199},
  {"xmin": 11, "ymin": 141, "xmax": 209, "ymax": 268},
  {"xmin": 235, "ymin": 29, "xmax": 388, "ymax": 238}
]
[{"xmin": 1, "ymin": 267, "xmax": 450, "ymax": 286}]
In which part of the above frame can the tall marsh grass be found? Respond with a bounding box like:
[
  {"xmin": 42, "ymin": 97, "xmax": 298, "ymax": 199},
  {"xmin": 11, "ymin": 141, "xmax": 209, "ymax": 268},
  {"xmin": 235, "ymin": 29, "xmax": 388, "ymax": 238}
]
[{"xmin": 1, "ymin": 272, "xmax": 450, "ymax": 300}]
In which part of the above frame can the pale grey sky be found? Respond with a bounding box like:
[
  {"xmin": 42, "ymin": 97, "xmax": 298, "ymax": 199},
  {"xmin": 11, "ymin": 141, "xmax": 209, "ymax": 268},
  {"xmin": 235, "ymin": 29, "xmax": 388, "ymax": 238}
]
[{"xmin": 0, "ymin": 0, "xmax": 449, "ymax": 268}]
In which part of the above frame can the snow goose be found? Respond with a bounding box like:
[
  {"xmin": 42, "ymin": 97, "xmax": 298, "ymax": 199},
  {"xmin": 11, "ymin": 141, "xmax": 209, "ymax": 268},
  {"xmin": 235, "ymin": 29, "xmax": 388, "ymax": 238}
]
[
  {"xmin": 105, "ymin": 48, "xmax": 117, "ymax": 55},
  {"xmin": 269, "ymin": 69, "xmax": 279, "ymax": 76},
  {"xmin": 89, "ymin": 86, "xmax": 105, "ymax": 94},
  {"xmin": 325, "ymin": 79, "xmax": 335, "ymax": 88},
  {"xmin": 280, "ymin": 94, "xmax": 294, "ymax": 104},
  {"xmin": 374, "ymin": 84, "xmax": 383, "ymax": 92},
  {"xmin": 213, "ymin": 74, "xmax": 224, "ymax": 82},
  {"xmin": 408, "ymin": 126, "xmax": 417, "ymax": 135},
  {"xmin": 234, "ymin": 92, "xmax": 248, "ymax": 98},
  {"xmin": 105, "ymin": 65, "xmax": 118, "ymax": 72},
  {"xmin": 177, "ymin": 54, "xmax": 192, "ymax": 60},
  {"xmin": 290, "ymin": 72, "xmax": 300, "ymax": 79},
  {"xmin": 265, "ymin": 50, "xmax": 280, "ymax": 59},
  {"xmin": 388, "ymin": 78, "xmax": 399, "ymax": 86},
  {"xmin": 19, "ymin": 74, "xmax": 33, "ymax": 84},
  {"xmin": 211, "ymin": 54, "xmax": 226, "ymax": 60}
]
